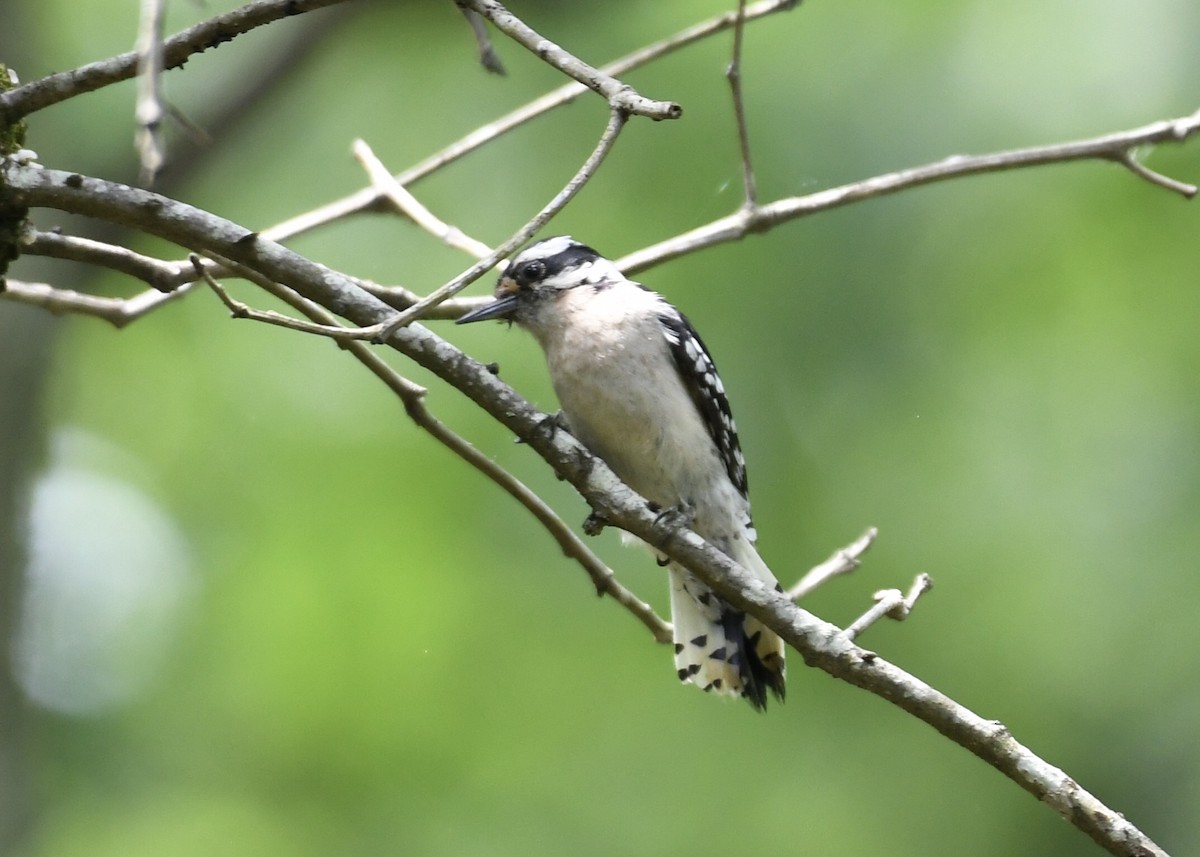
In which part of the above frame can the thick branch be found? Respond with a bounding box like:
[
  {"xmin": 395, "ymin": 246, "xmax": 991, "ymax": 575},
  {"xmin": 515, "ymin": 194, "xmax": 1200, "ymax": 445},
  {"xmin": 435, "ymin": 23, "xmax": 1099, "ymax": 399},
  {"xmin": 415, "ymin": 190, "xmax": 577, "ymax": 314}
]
[
  {"xmin": 0, "ymin": 162, "xmax": 1166, "ymax": 856},
  {"xmin": 0, "ymin": 0, "xmax": 351, "ymax": 122}
]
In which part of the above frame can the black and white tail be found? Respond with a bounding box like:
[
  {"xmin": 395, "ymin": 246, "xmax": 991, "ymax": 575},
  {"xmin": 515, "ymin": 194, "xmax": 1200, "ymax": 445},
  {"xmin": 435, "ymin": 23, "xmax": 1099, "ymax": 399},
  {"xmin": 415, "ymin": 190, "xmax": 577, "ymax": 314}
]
[{"xmin": 668, "ymin": 541, "xmax": 785, "ymax": 710}]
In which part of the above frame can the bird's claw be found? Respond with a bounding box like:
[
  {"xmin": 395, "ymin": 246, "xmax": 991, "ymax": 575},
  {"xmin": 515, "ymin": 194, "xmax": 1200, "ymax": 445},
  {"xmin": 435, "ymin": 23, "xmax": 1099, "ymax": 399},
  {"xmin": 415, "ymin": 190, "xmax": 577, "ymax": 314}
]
[{"xmin": 582, "ymin": 511, "xmax": 609, "ymax": 536}]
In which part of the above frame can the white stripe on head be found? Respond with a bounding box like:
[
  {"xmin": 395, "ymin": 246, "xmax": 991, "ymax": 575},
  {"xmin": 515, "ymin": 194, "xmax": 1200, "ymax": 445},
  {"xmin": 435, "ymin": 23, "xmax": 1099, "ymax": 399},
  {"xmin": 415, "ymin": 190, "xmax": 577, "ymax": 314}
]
[{"xmin": 514, "ymin": 235, "xmax": 578, "ymax": 265}]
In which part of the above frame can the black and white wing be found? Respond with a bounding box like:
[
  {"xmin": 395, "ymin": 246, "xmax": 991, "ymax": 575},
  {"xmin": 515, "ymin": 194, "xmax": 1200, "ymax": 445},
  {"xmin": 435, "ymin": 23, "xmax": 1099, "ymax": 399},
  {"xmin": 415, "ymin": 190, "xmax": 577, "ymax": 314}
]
[{"xmin": 657, "ymin": 309, "xmax": 749, "ymax": 499}]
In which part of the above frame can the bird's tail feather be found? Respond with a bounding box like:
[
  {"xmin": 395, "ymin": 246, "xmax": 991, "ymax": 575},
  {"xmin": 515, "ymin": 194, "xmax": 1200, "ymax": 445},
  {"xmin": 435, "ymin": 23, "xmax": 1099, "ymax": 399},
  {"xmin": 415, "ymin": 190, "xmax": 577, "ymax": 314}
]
[{"xmin": 668, "ymin": 542, "xmax": 786, "ymax": 710}]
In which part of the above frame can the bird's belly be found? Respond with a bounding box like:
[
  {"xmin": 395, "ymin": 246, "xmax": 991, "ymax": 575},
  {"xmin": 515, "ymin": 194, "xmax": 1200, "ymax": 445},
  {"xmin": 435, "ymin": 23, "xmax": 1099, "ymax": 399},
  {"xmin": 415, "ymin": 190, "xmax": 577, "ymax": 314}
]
[{"xmin": 553, "ymin": 366, "xmax": 729, "ymax": 517}]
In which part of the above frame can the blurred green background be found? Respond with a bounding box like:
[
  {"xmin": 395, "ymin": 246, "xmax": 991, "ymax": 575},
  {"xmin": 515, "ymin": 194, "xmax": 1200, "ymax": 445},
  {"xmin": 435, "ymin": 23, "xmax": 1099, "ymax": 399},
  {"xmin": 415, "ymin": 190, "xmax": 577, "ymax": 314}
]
[{"xmin": 2, "ymin": 1, "xmax": 1198, "ymax": 855}]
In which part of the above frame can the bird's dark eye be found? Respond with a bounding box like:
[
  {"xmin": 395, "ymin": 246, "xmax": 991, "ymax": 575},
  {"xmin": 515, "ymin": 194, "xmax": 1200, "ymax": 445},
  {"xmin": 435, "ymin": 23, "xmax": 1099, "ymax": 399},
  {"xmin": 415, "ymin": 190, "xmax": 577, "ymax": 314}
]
[{"xmin": 515, "ymin": 260, "xmax": 546, "ymax": 286}]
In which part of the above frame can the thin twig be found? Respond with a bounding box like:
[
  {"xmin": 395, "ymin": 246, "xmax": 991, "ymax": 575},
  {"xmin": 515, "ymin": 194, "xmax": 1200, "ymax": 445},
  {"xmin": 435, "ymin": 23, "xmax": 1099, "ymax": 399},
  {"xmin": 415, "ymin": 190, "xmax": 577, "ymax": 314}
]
[
  {"xmin": 460, "ymin": 0, "xmax": 682, "ymax": 121},
  {"xmin": 196, "ymin": 252, "xmax": 672, "ymax": 643},
  {"xmin": 134, "ymin": 0, "xmax": 167, "ymax": 184},
  {"xmin": 0, "ymin": 272, "xmax": 488, "ymax": 328},
  {"xmin": 786, "ymin": 527, "xmax": 877, "ymax": 601},
  {"xmin": 352, "ymin": 139, "xmax": 494, "ymax": 260},
  {"xmin": 11, "ymin": 233, "xmax": 489, "ymax": 327},
  {"xmin": 0, "ymin": 278, "xmax": 192, "ymax": 327},
  {"xmin": 1114, "ymin": 148, "xmax": 1198, "ymax": 197},
  {"xmin": 260, "ymin": 0, "xmax": 797, "ymax": 244},
  {"xmin": 615, "ymin": 107, "xmax": 1200, "ymax": 275},
  {"xmin": 726, "ymin": 0, "xmax": 758, "ymax": 206},
  {"xmin": 194, "ymin": 254, "xmax": 358, "ymax": 338}
]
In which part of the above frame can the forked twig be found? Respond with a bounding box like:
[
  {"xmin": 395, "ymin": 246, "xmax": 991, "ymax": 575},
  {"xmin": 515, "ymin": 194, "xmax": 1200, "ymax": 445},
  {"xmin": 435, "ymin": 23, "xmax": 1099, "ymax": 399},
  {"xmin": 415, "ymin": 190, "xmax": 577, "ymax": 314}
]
[
  {"xmin": 195, "ymin": 254, "xmax": 356, "ymax": 338},
  {"xmin": 1113, "ymin": 148, "xmax": 1198, "ymax": 196}
]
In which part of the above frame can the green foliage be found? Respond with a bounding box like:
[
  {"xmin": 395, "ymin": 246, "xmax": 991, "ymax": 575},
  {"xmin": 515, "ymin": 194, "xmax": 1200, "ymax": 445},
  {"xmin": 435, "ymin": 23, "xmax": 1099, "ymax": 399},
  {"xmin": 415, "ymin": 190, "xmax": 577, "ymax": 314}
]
[{"xmin": 4, "ymin": 1, "xmax": 1199, "ymax": 856}]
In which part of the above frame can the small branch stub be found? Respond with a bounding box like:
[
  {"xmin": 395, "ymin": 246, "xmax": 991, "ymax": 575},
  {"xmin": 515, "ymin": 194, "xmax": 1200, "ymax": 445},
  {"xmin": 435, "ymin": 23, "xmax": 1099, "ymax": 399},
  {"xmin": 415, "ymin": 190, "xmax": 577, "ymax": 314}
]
[{"xmin": 843, "ymin": 573, "xmax": 934, "ymax": 641}]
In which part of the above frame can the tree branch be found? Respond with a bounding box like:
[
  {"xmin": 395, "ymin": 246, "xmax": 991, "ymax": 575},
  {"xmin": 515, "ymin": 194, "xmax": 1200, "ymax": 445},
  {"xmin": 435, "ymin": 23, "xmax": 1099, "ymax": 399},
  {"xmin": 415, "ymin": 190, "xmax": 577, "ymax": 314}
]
[
  {"xmin": 0, "ymin": 0, "xmax": 352, "ymax": 122},
  {"xmin": 351, "ymin": 139, "xmax": 494, "ymax": 261},
  {"xmin": 615, "ymin": 108, "xmax": 1200, "ymax": 275},
  {"xmin": 0, "ymin": 161, "xmax": 1169, "ymax": 856}
]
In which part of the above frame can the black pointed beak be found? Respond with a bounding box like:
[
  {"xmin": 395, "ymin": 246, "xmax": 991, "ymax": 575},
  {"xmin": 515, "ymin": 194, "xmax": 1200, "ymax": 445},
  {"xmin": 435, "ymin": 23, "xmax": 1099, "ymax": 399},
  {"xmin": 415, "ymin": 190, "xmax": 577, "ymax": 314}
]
[
  {"xmin": 455, "ymin": 276, "xmax": 520, "ymax": 324},
  {"xmin": 455, "ymin": 293, "xmax": 520, "ymax": 324}
]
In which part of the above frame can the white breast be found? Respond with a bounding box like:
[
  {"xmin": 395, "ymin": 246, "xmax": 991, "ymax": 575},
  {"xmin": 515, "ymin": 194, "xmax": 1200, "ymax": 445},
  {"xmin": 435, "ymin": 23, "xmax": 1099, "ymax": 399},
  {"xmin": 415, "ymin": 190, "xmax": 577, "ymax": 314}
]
[{"xmin": 529, "ymin": 284, "xmax": 747, "ymax": 539}]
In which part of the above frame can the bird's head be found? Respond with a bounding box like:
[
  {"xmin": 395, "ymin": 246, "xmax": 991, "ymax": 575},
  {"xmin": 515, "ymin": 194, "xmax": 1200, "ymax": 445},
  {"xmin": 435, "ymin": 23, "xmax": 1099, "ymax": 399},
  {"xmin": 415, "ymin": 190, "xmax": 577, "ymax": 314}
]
[{"xmin": 456, "ymin": 236, "xmax": 622, "ymax": 326}]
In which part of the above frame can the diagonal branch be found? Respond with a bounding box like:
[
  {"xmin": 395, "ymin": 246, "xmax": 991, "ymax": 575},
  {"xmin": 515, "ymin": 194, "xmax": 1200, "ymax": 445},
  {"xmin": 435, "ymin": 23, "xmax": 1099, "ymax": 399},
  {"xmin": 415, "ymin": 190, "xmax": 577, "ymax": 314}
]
[
  {"xmin": 352, "ymin": 139, "xmax": 494, "ymax": 261},
  {"xmin": 786, "ymin": 527, "xmax": 877, "ymax": 601},
  {"xmin": 0, "ymin": 162, "xmax": 1169, "ymax": 856}
]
